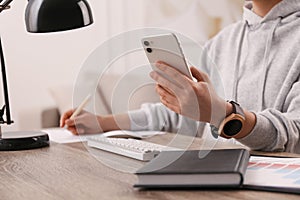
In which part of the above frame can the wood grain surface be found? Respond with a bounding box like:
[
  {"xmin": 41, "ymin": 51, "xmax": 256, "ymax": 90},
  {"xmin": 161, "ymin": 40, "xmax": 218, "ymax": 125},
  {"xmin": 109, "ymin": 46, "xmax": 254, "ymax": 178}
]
[{"xmin": 1, "ymin": 134, "xmax": 299, "ymax": 200}]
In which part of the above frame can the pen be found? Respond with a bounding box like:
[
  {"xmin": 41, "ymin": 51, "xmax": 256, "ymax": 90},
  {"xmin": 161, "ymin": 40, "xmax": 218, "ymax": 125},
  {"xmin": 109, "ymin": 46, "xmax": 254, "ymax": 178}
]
[{"xmin": 70, "ymin": 94, "xmax": 91, "ymax": 120}]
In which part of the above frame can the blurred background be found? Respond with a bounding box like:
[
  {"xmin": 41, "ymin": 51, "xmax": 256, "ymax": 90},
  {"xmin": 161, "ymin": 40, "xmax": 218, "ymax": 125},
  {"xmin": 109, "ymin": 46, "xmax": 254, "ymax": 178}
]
[{"xmin": 0, "ymin": 0, "xmax": 243, "ymax": 132}]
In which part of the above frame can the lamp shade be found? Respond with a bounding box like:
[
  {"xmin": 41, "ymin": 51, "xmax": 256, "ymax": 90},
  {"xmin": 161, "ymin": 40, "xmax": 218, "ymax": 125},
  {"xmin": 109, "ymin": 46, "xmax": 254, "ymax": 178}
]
[{"xmin": 25, "ymin": 0, "xmax": 93, "ymax": 33}]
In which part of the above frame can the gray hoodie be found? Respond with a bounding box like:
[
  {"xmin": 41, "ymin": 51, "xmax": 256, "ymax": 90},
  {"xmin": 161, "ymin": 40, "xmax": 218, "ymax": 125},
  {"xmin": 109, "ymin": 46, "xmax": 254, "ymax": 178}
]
[{"xmin": 129, "ymin": 0, "xmax": 300, "ymax": 153}]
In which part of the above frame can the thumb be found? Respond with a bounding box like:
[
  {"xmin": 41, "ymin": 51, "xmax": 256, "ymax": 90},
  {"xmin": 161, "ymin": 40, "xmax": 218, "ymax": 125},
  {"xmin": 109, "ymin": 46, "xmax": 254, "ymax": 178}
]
[{"xmin": 190, "ymin": 66, "xmax": 209, "ymax": 82}]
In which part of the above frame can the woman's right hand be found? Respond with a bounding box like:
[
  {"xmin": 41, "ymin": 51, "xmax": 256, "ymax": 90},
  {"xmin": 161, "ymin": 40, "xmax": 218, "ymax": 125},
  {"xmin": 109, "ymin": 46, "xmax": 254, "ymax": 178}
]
[{"xmin": 60, "ymin": 109, "xmax": 104, "ymax": 135}]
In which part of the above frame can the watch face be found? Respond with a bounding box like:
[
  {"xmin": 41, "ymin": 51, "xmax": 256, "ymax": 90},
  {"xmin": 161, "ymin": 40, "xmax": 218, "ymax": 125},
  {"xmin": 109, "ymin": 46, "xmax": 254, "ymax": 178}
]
[{"xmin": 223, "ymin": 119, "xmax": 243, "ymax": 136}]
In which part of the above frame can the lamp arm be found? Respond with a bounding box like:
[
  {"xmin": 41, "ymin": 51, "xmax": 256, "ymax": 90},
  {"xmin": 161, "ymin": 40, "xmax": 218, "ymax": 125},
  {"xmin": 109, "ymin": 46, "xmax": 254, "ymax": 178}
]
[
  {"xmin": 0, "ymin": 37, "xmax": 13, "ymax": 125},
  {"xmin": 0, "ymin": 0, "xmax": 13, "ymax": 13},
  {"xmin": 0, "ymin": 0, "xmax": 15, "ymax": 125}
]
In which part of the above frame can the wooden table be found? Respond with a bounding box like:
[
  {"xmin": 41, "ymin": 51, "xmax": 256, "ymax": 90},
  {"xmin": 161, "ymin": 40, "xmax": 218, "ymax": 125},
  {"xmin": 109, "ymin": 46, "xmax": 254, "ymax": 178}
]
[{"xmin": 1, "ymin": 134, "xmax": 299, "ymax": 200}]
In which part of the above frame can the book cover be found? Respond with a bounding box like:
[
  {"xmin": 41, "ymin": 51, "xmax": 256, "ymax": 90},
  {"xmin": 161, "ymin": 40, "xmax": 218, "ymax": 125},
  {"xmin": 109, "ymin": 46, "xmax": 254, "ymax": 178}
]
[{"xmin": 135, "ymin": 149, "xmax": 250, "ymax": 188}]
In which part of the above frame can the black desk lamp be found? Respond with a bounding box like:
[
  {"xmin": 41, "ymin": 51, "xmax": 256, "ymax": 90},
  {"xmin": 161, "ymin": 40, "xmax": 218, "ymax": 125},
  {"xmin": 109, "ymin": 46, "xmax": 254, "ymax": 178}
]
[{"xmin": 0, "ymin": 0, "xmax": 93, "ymax": 150}]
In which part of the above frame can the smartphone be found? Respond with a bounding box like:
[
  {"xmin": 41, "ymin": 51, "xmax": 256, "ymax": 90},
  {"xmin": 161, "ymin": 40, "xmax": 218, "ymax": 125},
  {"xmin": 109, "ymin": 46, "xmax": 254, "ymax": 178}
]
[{"xmin": 141, "ymin": 33, "xmax": 193, "ymax": 80}]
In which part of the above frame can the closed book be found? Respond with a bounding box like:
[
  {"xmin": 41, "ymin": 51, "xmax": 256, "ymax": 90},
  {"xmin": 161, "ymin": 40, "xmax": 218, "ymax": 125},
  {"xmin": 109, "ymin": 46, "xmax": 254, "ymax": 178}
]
[{"xmin": 135, "ymin": 149, "xmax": 250, "ymax": 188}]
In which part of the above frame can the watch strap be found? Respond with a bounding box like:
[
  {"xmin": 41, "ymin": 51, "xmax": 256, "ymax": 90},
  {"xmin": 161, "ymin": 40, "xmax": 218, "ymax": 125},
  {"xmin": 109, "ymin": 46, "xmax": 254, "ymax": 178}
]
[{"xmin": 229, "ymin": 101, "xmax": 244, "ymax": 117}]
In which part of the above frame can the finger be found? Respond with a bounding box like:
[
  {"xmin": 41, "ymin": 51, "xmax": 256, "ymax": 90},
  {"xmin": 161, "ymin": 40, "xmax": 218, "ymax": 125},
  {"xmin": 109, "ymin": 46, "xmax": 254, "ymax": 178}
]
[
  {"xmin": 159, "ymin": 84, "xmax": 176, "ymax": 98},
  {"xmin": 156, "ymin": 84, "xmax": 175, "ymax": 97},
  {"xmin": 66, "ymin": 118, "xmax": 84, "ymax": 128},
  {"xmin": 161, "ymin": 96, "xmax": 180, "ymax": 110},
  {"xmin": 67, "ymin": 126, "xmax": 79, "ymax": 135},
  {"xmin": 190, "ymin": 66, "xmax": 210, "ymax": 82},
  {"xmin": 156, "ymin": 61, "xmax": 190, "ymax": 86},
  {"xmin": 150, "ymin": 71, "xmax": 181, "ymax": 94},
  {"xmin": 66, "ymin": 111, "xmax": 89, "ymax": 127},
  {"xmin": 160, "ymin": 97, "xmax": 181, "ymax": 114},
  {"xmin": 65, "ymin": 118, "xmax": 76, "ymax": 127},
  {"xmin": 156, "ymin": 85, "xmax": 179, "ymax": 105},
  {"xmin": 68, "ymin": 126, "xmax": 85, "ymax": 135},
  {"xmin": 60, "ymin": 109, "xmax": 75, "ymax": 127}
]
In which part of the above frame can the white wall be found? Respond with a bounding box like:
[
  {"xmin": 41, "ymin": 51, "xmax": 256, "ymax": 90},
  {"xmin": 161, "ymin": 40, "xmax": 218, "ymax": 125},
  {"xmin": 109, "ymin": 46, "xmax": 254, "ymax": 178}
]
[
  {"xmin": 0, "ymin": 0, "xmax": 243, "ymax": 132},
  {"xmin": 0, "ymin": 0, "xmax": 107, "ymax": 131}
]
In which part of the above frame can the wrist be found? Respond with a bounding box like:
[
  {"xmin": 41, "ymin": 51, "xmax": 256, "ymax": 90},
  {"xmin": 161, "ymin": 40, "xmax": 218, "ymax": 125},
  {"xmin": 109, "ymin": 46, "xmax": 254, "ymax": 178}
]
[
  {"xmin": 99, "ymin": 114, "xmax": 130, "ymax": 132},
  {"xmin": 211, "ymin": 101, "xmax": 234, "ymax": 128},
  {"xmin": 211, "ymin": 101, "xmax": 245, "ymax": 138},
  {"xmin": 224, "ymin": 103, "xmax": 256, "ymax": 139},
  {"xmin": 99, "ymin": 115, "xmax": 118, "ymax": 132},
  {"xmin": 97, "ymin": 115, "xmax": 107, "ymax": 132}
]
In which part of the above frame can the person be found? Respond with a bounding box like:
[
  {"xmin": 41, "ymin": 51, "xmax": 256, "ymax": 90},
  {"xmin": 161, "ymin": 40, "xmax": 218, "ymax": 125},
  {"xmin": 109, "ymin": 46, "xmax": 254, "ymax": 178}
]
[{"xmin": 61, "ymin": 0, "xmax": 300, "ymax": 153}]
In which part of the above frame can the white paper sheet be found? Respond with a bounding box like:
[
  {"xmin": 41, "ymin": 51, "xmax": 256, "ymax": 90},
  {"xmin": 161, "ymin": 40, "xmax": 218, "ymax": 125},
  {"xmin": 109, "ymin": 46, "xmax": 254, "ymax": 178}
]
[
  {"xmin": 42, "ymin": 128, "xmax": 89, "ymax": 143},
  {"xmin": 43, "ymin": 128, "xmax": 166, "ymax": 144}
]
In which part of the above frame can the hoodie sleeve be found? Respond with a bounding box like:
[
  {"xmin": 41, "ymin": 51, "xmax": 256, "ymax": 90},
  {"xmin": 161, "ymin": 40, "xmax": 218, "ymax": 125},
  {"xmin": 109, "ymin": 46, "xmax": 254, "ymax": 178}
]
[
  {"xmin": 238, "ymin": 76, "xmax": 300, "ymax": 153},
  {"xmin": 128, "ymin": 103, "xmax": 205, "ymax": 137}
]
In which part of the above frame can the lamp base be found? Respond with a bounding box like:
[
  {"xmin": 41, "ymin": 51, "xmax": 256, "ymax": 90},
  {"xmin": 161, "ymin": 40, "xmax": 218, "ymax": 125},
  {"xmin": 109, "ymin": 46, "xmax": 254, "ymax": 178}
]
[{"xmin": 0, "ymin": 130, "xmax": 49, "ymax": 151}]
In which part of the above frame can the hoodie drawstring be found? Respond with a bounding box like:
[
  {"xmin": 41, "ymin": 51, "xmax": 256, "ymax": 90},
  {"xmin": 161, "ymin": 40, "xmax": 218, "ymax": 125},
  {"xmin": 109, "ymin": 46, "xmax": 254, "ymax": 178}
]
[
  {"xmin": 258, "ymin": 17, "xmax": 282, "ymax": 110},
  {"xmin": 232, "ymin": 21, "xmax": 248, "ymax": 101}
]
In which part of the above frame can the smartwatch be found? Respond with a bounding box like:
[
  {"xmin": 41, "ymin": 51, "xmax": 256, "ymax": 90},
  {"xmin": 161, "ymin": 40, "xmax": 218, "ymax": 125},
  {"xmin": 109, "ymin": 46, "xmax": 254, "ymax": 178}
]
[{"xmin": 210, "ymin": 101, "xmax": 245, "ymax": 138}]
